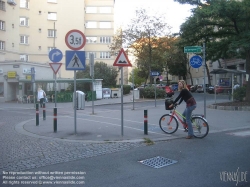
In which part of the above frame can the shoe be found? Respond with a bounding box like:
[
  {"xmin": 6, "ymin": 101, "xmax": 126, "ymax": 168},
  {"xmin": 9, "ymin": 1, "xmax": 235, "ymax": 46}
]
[{"xmin": 186, "ymin": 135, "xmax": 193, "ymax": 139}]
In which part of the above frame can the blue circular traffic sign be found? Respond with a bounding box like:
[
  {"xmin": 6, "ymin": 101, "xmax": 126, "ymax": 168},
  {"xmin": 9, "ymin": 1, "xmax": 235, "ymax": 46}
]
[
  {"xmin": 49, "ymin": 49, "xmax": 63, "ymax": 63},
  {"xmin": 190, "ymin": 55, "xmax": 202, "ymax": 68}
]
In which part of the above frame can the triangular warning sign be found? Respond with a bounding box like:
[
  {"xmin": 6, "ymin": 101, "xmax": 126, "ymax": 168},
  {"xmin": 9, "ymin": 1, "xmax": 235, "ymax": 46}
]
[
  {"xmin": 67, "ymin": 53, "xmax": 84, "ymax": 69},
  {"xmin": 113, "ymin": 48, "xmax": 132, "ymax": 67},
  {"xmin": 49, "ymin": 63, "xmax": 62, "ymax": 74}
]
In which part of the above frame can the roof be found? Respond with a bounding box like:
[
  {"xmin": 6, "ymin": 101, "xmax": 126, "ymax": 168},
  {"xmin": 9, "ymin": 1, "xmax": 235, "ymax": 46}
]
[{"xmin": 210, "ymin": 68, "xmax": 246, "ymax": 75}]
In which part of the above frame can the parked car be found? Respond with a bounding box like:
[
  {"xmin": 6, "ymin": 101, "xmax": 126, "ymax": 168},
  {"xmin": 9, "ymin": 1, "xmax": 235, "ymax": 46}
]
[
  {"xmin": 190, "ymin": 85, "xmax": 198, "ymax": 92},
  {"xmin": 208, "ymin": 85, "xmax": 228, "ymax": 94},
  {"xmin": 165, "ymin": 86, "xmax": 174, "ymax": 97},
  {"xmin": 196, "ymin": 84, "xmax": 204, "ymax": 93},
  {"xmin": 171, "ymin": 84, "xmax": 178, "ymax": 91}
]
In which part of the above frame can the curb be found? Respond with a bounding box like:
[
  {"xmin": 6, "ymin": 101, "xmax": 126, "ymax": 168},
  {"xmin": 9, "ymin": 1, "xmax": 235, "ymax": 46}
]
[{"xmin": 207, "ymin": 105, "xmax": 250, "ymax": 111}]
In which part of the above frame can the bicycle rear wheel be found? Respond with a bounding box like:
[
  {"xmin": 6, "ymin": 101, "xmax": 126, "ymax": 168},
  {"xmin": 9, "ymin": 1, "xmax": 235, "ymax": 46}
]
[
  {"xmin": 159, "ymin": 114, "xmax": 178, "ymax": 134},
  {"xmin": 191, "ymin": 116, "xmax": 209, "ymax": 138}
]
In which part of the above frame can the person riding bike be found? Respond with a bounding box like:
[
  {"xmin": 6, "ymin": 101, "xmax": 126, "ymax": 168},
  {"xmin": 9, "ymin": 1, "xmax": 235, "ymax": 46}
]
[{"xmin": 169, "ymin": 80, "xmax": 197, "ymax": 139}]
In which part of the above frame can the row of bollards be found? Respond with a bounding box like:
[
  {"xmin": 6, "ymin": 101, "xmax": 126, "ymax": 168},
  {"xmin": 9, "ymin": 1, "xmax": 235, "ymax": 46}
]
[
  {"xmin": 35, "ymin": 105, "xmax": 148, "ymax": 135},
  {"xmin": 35, "ymin": 103, "xmax": 57, "ymax": 133}
]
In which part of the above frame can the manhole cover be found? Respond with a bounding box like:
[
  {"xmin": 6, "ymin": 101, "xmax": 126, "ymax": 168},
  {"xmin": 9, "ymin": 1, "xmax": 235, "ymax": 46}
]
[{"xmin": 139, "ymin": 156, "xmax": 177, "ymax": 169}]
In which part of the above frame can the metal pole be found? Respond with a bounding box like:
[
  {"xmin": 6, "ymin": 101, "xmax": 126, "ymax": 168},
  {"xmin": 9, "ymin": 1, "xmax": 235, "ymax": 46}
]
[
  {"xmin": 90, "ymin": 53, "xmax": 94, "ymax": 114},
  {"xmin": 121, "ymin": 67, "xmax": 124, "ymax": 136},
  {"xmin": 144, "ymin": 110, "xmax": 148, "ymax": 135},
  {"xmin": 74, "ymin": 70, "xmax": 77, "ymax": 134},
  {"xmin": 132, "ymin": 68, "xmax": 134, "ymax": 110},
  {"xmin": 215, "ymin": 74, "xmax": 217, "ymax": 103},
  {"xmin": 154, "ymin": 78, "xmax": 156, "ymax": 107},
  {"xmin": 43, "ymin": 103, "xmax": 46, "ymax": 120},
  {"xmin": 36, "ymin": 103, "xmax": 39, "ymax": 126},
  {"xmin": 53, "ymin": 22, "xmax": 57, "ymax": 108},
  {"xmin": 203, "ymin": 42, "xmax": 206, "ymax": 118},
  {"xmin": 54, "ymin": 107, "xmax": 57, "ymax": 132}
]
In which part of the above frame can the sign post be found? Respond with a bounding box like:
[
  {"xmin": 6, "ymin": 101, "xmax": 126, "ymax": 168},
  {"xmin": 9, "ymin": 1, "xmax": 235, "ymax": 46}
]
[
  {"xmin": 113, "ymin": 48, "xmax": 132, "ymax": 136},
  {"xmin": 49, "ymin": 49, "xmax": 63, "ymax": 108},
  {"xmin": 65, "ymin": 29, "xmax": 86, "ymax": 135},
  {"xmin": 150, "ymin": 71, "xmax": 160, "ymax": 107},
  {"xmin": 185, "ymin": 45, "xmax": 206, "ymax": 117}
]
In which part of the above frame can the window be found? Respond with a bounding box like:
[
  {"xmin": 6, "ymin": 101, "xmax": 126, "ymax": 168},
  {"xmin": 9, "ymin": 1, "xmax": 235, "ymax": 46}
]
[
  {"xmin": 20, "ymin": 54, "xmax": 29, "ymax": 61},
  {"xmin": 86, "ymin": 7, "xmax": 97, "ymax": 13},
  {"xmin": 0, "ymin": 41, "xmax": 5, "ymax": 50},
  {"xmin": 0, "ymin": 20, "xmax": 5, "ymax": 30},
  {"xmin": 100, "ymin": 7, "xmax": 112, "ymax": 13},
  {"xmin": 20, "ymin": 17, "xmax": 29, "ymax": 26},
  {"xmin": 86, "ymin": 52, "xmax": 96, "ymax": 59},
  {"xmin": 20, "ymin": 0, "xmax": 29, "ymax": 8},
  {"xmin": 48, "ymin": 29, "xmax": 56, "ymax": 37},
  {"xmin": 0, "ymin": 1, "xmax": 5, "ymax": 11},
  {"xmin": 86, "ymin": 22, "xmax": 97, "ymax": 28},
  {"xmin": 100, "ymin": 36, "xmax": 111, "ymax": 43},
  {"xmin": 20, "ymin": 35, "xmax": 29, "ymax": 44},
  {"xmin": 48, "ymin": 12, "xmax": 57, "ymax": 20},
  {"xmin": 47, "ymin": 0, "xmax": 57, "ymax": 3},
  {"xmin": 48, "ymin": 47, "xmax": 56, "ymax": 54},
  {"xmin": 86, "ymin": 37, "xmax": 97, "ymax": 43},
  {"xmin": 99, "ymin": 22, "xmax": 111, "ymax": 28},
  {"xmin": 100, "ymin": 52, "xmax": 111, "ymax": 59}
]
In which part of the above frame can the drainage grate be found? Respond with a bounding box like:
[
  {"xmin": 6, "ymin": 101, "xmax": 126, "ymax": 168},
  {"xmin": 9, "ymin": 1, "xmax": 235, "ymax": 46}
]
[{"xmin": 139, "ymin": 156, "xmax": 177, "ymax": 169}]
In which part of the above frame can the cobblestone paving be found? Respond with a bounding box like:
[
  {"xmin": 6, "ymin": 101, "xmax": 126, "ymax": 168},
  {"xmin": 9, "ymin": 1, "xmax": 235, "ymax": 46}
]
[{"xmin": 0, "ymin": 109, "xmax": 144, "ymax": 172}]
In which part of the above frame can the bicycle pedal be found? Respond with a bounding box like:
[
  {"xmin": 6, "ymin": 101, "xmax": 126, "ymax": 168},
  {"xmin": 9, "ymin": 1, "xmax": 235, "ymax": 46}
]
[{"xmin": 184, "ymin": 129, "xmax": 188, "ymax": 132}]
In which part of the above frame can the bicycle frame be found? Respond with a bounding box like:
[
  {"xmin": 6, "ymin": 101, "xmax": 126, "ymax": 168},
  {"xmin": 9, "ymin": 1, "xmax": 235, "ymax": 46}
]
[{"xmin": 169, "ymin": 109, "xmax": 187, "ymax": 127}]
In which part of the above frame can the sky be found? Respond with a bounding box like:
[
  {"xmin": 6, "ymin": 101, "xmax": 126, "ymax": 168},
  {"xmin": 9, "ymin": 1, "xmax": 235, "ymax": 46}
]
[{"xmin": 114, "ymin": 0, "xmax": 194, "ymax": 33}]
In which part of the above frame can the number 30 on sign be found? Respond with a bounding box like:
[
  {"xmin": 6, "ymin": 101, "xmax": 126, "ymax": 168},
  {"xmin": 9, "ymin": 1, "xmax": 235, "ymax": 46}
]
[{"xmin": 65, "ymin": 30, "xmax": 86, "ymax": 51}]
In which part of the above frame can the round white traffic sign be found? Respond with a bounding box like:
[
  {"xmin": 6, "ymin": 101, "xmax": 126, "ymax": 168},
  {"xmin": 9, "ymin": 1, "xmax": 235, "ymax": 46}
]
[{"xmin": 65, "ymin": 30, "xmax": 86, "ymax": 50}]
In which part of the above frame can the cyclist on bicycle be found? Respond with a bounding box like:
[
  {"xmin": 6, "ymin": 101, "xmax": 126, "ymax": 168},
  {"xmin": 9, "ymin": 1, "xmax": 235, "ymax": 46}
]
[{"xmin": 169, "ymin": 80, "xmax": 197, "ymax": 139}]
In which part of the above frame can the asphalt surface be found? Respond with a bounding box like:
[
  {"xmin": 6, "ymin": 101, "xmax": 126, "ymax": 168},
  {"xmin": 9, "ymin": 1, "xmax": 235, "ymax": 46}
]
[{"xmin": 0, "ymin": 92, "xmax": 249, "ymax": 187}]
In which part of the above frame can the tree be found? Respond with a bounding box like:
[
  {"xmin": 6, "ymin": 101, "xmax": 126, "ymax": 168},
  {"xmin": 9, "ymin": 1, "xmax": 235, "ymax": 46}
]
[
  {"xmin": 110, "ymin": 8, "xmax": 172, "ymax": 84},
  {"xmin": 68, "ymin": 62, "xmax": 119, "ymax": 91},
  {"xmin": 178, "ymin": 0, "xmax": 250, "ymax": 101},
  {"xmin": 128, "ymin": 68, "xmax": 146, "ymax": 86}
]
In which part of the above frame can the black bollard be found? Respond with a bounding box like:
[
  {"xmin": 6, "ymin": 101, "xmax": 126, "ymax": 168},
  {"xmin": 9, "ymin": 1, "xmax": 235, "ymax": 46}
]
[
  {"xmin": 54, "ymin": 108, "xmax": 57, "ymax": 132},
  {"xmin": 43, "ymin": 103, "xmax": 46, "ymax": 120},
  {"xmin": 36, "ymin": 103, "xmax": 39, "ymax": 126},
  {"xmin": 144, "ymin": 110, "xmax": 148, "ymax": 135}
]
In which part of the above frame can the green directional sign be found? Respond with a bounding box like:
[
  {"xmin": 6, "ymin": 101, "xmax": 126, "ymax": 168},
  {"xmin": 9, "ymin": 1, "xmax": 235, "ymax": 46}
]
[{"xmin": 184, "ymin": 46, "xmax": 202, "ymax": 53}]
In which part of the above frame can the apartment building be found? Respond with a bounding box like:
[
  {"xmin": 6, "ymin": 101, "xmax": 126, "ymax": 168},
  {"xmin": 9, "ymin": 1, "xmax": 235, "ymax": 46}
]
[{"xmin": 0, "ymin": 0, "xmax": 117, "ymax": 102}]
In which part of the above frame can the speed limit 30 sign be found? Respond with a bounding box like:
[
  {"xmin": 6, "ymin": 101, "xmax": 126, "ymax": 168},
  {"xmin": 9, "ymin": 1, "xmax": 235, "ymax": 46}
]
[{"xmin": 65, "ymin": 30, "xmax": 86, "ymax": 50}]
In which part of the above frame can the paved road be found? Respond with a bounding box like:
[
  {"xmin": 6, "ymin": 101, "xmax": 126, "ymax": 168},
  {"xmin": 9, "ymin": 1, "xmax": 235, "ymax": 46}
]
[{"xmin": 0, "ymin": 93, "xmax": 249, "ymax": 186}]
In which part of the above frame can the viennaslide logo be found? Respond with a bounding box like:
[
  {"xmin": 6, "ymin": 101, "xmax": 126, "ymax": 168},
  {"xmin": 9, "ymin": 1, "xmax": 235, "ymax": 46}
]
[{"xmin": 220, "ymin": 167, "xmax": 248, "ymax": 186}]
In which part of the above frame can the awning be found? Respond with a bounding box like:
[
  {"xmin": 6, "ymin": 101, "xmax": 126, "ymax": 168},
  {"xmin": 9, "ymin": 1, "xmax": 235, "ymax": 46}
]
[{"xmin": 210, "ymin": 68, "xmax": 246, "ymax": 75}]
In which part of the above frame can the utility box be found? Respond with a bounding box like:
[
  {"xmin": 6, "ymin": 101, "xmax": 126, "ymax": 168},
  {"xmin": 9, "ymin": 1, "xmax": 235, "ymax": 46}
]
[
  {"xmin": 102, "ymin": 88, "xmax": 111, "ymax": 99},
  {"xmin": 111, "ymin": 88, "xmax": 120, "ymax": 98},
  {"xmin": 73, "ymin": 91, "xmax": 85, "ymax": 110},
  {"xmin": 133, "ymin": 89, "xmax": 140, "ymax": 100},
  {"xmin": 87, "ymin": 91, "xmax": 96, "ymax": 101}
]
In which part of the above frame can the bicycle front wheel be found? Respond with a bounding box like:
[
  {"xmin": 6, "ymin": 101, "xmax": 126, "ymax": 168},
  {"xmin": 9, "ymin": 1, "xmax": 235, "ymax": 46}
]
[
  {"xmin": 191, "ymin": 116, "xmax": 209, "ymax": 138},
  {"xmin": 159, "ymin": 114, "xmax": 178, "ymax": 134}
]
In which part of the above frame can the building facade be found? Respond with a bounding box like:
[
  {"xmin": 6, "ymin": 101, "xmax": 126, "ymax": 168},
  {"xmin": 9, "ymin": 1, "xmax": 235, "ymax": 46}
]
[{"xmin": 0, "ymin": 0, "xmax": 116, "ymax": 102}]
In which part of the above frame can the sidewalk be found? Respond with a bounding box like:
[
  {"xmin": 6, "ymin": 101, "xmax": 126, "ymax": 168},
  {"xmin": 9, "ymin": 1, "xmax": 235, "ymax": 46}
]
[{"xmin": 2, "ymin": 93, "xmax": 250, "ymax": 144}]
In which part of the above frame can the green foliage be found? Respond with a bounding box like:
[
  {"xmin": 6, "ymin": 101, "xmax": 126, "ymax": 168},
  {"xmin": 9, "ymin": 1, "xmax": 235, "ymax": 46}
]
[
  {"xmin": 139, "ymin": 86, "xmax": 165, "ymax": 99},
  {"xmin": 233, "ymin": 86, "xmax": 246, "ymax": 102},
  {"xmin": 116, "ymin": 85, "xmax": 131, "ymax": 95},
  {"xmin": 128, "ymin": 68, "xmax": 146, "ymax": 86},
  {"xmin": 67, "ymin": 62, "xmax": 119, "ymax": 92},
  {"xmin": 179, "ymin": 0, "xmax": 250, "ymax": 101}
]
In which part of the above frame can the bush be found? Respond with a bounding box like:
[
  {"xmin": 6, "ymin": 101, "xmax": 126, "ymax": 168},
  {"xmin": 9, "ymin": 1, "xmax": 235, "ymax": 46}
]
[
  {"xmin": 233, "ymin": 86, "xmax": 246, "ymax": 101},
  {"xmin": 116, "ymin": 85, "xmax": 131, "ymax": 95},
  {"xmin": 139, "ymin": 86, "xmax": 165, "ymax": 99}
]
